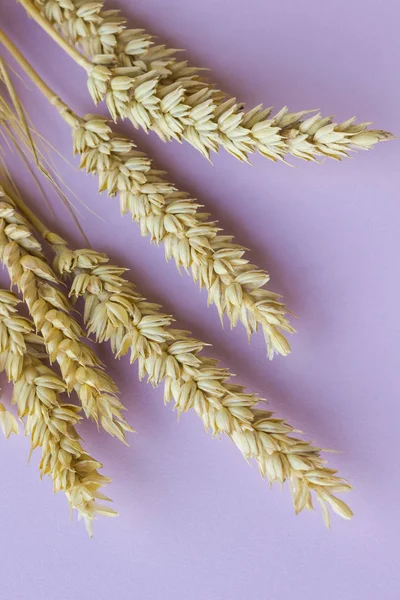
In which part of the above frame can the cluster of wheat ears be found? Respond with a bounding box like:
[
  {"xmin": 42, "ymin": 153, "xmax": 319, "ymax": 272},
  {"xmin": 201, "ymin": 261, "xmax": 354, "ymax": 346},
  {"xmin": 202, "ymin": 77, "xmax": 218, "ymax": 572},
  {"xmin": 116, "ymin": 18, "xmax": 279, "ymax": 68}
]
[{"xmin": 0, "ymin": 0, "xmax": 392, "ymax": 534}]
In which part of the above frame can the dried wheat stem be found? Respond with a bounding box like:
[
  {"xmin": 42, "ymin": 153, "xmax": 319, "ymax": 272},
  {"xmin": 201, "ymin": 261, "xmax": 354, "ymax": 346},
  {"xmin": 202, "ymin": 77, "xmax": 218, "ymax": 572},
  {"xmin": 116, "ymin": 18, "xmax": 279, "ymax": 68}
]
[
  {"xmin": 29, "ymin": 0, "xmax": 393, "ymax": 162},
  {"xmin": 0, "ymin": 34, "xmax": 292, "ymax": 358},
  {"xmin": 0, "ymin": 288, "xmax": 116, "ymax": 534},
  {"xmin": 33, "ymin": 230, "xmax": 351, "ymax": 526},
  {"xmin": 0, "ymin": 186, "xmax": 132, "ymax": 442},
  {"xmin": 0, "ymin": 28, "xmax": 80, "ymax": 128},
  {"xmin": 18, "ymin": 0, "xmax": 92, "ymax": 71}
]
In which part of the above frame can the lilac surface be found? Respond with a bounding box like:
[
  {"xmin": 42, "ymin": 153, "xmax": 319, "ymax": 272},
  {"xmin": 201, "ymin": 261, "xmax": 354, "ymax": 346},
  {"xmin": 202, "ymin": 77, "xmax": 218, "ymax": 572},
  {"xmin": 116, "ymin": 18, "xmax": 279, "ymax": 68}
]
[{"xmin": 0, "ymin": 1, "xmax": 399, "ymax": 598}]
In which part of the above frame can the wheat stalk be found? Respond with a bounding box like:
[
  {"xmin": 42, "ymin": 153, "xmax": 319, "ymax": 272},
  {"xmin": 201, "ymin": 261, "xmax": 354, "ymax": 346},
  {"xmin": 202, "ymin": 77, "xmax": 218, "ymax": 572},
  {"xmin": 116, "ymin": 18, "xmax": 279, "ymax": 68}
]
[
  {"xmin": 23, "ymin": 228, "xmax": 350, "ymax": 527},
  {"xmin": 24, "ymin": 0, "xmax": 393, "ymax": 163},
  {"xmin": 0, "ymin": 32, "xmax": 293, "ymax": 359},
  {"xmin": 0, "ymin": 185, "xmax": 132, "ymax": 442},
  {"xmin": 0, "ymin": 288, "xmax": 116, "ymax": 534}
]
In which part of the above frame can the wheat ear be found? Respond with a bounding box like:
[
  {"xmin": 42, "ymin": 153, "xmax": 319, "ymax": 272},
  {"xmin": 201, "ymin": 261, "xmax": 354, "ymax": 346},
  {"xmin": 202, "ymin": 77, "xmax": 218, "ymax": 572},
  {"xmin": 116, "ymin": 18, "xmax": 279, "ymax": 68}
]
[
  {"xmin": 13, "ymin": 220, "xmax": 350, "ymax": 526},
  {"xmin": 0, "ymin": 289, "xmax": 116, "ymax": 534},
  {"xmin": 0, "ymin": 185, "xmax": 132, "ymax": 442},
  {"xmin": 25, "ymin": 0, "xmax": 393, "ymax": 163},
  {"xmin": 0, "ymin": 32, "xmax": 293, "ymax": 359},
  {"xmin": 72, "ymin": 114, "xmax": 293, "ymax": 357}
]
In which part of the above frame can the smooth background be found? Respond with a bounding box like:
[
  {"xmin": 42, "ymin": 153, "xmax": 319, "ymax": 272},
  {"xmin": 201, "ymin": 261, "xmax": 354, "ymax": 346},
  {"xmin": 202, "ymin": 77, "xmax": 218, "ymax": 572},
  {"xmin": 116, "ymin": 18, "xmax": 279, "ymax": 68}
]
[{"xmin": 0, "ymin": 1, "xmax": 399, "ymax": 598}]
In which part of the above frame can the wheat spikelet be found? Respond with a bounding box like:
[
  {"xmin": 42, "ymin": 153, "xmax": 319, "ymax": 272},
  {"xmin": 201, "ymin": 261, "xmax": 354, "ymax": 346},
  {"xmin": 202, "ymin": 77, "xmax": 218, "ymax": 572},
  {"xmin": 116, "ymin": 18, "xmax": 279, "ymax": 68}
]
[
  {"xmin": 30, "ymin": 0, "xmax": 393, "ymax": 162},
  {"xmin": 0, "ymin": 186, "xmax": 132, "ymax": 442},
  {"xmin": 47, "ymin": 235, "xmax": 352, "ymax": 526},
  {"xmin": 0, "ymin": 288, "xmax": 116, "ymax": 534}
]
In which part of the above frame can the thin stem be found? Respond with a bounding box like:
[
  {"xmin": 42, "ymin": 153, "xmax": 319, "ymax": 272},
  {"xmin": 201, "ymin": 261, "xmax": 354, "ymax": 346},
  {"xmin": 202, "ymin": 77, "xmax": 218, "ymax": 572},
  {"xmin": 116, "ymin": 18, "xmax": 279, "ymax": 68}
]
[
  {"xmin": 0, "ymin": 58, "xmax": 40, "ymax": 169},
  {"xmin": 0, "ymin": 29, "xmax": 80, "ymax": 128},
  {"xmin": 17, "ymin": 0, "xmax": 92, "ymax": 72}
]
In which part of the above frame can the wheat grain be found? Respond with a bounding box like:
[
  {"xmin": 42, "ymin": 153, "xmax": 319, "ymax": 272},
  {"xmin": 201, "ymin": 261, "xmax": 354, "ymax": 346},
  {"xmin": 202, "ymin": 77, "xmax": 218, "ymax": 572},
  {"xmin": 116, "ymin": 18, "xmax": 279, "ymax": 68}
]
[
  {"xmin": 0, "ymin": 288, "xmax": 116, "ymax": 534},
  {"xmin": 29, "ymin": 0, "xmax": 393, "ymax": 162},
  {"xmin": 0, "ymin": 186, "xmax": 133, "ymax": 442},
  {"xmin": 46, "ymin": 235, "xmax": 352, "ymax": 525}
]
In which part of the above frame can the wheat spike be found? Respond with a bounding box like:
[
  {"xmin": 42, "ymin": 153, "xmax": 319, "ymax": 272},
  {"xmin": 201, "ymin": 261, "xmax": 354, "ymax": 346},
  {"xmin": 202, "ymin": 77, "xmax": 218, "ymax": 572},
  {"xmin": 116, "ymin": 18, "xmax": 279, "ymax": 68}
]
[
  {"xmin": 73, "ymin": 114, "xmax": 293, "ymax": 357},
  {"xmin": 29, "ymin": 0, "xmax": 393, "ymax": 162},
  {"xmin": 0, "ymin": 186, "xmax": 132, "ymax": 443},
  {"xmin": 0, "ymin": 288, "xmax": 116, "ymax": 534},
  {"xmin": 46, "ymin": 234, "xmax": 352, "ymax": 525}
]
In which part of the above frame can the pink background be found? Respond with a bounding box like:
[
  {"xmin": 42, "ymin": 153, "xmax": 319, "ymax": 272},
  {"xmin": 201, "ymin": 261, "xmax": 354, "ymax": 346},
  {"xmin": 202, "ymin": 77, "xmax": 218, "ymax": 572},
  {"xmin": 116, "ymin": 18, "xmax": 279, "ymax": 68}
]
[{"xmin": 0, "ymin": 1, "xmax": 399, "ymax": 598}]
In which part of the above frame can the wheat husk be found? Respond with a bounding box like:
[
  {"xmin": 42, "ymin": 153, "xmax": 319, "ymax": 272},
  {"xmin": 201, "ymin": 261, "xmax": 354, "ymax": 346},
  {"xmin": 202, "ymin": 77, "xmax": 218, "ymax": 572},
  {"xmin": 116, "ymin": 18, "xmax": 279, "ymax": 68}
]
[{"xmin": 0, "ymin": 402, "xmax": 19, "ymax": 437}]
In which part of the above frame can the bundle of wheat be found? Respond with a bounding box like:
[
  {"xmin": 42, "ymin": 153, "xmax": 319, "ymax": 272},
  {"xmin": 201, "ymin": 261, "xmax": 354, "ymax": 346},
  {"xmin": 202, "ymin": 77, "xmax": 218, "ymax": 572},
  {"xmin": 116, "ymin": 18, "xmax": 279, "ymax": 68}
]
[
  {"xmin": 0, "ymin": 5, "xmax": 375, "ymax": 532},
  {"xmin": 0, "ymin": 31, "xmax": 293, "ymax": 358},
  {"xmin": 4, "ymin": 186, "xmax": 352, "ymax": 527}
]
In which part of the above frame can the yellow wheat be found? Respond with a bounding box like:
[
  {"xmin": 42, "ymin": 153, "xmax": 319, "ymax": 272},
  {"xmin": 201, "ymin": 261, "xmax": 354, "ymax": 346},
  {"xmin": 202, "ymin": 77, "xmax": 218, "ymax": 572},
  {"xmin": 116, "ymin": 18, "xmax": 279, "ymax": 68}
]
[
  {"xmin": 0, "ymin": 288, "xmax": 117, "ymax": 534},
  {"xmin": 47, "ymin": 233, "xmax": 352, "ymax": 526},
  {"xmin": 0, "ymin": 185, "xmax": 132, "ymax": 443},
  {"xmin": 29, "ymin": 0, "xmax": 392, "ymax": 162}
]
